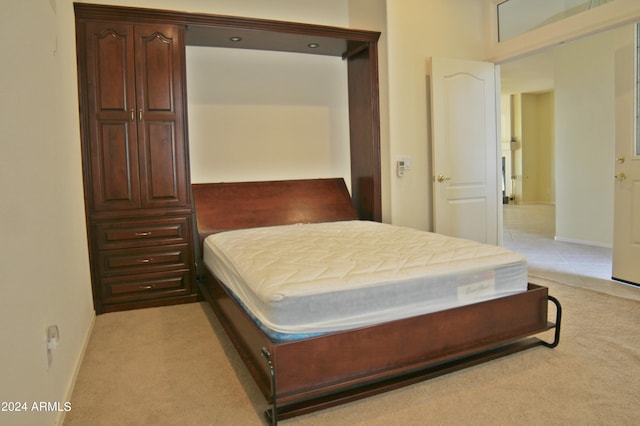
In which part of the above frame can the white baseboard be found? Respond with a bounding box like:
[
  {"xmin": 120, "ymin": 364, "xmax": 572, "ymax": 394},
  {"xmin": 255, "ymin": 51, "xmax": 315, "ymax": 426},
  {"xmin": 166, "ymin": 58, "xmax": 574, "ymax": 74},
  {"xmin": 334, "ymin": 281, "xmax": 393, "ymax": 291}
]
[
  {"xmin": 554, "ymin": 236, "xmax": 612, "ymax": 249},
  {"xmin": 55, "ymin": 310, "xmax": 96, "ymax": 426}
]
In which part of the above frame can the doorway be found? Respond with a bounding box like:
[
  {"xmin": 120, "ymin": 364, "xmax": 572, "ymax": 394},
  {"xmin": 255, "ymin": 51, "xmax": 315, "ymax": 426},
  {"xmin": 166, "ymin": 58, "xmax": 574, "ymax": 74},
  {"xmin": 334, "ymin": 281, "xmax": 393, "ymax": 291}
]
[
  {"xmin": 501, "ymin": 91, "xmax": 555, "ymax": 205},
  {"xmin": 499, "ymin": 25, "xmax": 630, "ymax": 284}
]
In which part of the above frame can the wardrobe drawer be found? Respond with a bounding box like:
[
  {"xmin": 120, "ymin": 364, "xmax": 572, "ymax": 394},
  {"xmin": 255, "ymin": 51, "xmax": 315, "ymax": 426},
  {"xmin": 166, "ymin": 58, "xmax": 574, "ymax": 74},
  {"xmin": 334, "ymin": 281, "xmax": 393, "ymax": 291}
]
[
  {"xmin": 95, "ymin": 216, "xmax": 191, "ymax": 250},
  {"xmin": 102, "ymin": 270, "xmax": 192, "ymax": 303},
  {"xmin": 98, "ymin": 244, "xmax": 191, "ymax": 277}
]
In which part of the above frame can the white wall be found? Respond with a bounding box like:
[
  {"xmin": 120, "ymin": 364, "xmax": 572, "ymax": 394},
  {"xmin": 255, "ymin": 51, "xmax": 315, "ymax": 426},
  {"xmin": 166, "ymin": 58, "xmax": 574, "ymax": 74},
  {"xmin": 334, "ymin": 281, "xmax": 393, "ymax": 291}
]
[
  {"xmin": 554, "ymin": 28, "xmax": 617, "ymax": 246},
  {"xmin": 183, "ymin": 0, "xmax": 353, "ymax": 187},
  {"xmin": 521, "ymin": 92, "xmax": 555, "ymax": 204},
  {"xmin": 0, "ymin": 2, "xmax": 94, "ymax": 425},
  {"xmin": 186, "ymin": 48, "xmax": 351, "ymax": 187},
  {"xmin": 385, "ymin": 0, "xmax": 486, "ymax": 230}
]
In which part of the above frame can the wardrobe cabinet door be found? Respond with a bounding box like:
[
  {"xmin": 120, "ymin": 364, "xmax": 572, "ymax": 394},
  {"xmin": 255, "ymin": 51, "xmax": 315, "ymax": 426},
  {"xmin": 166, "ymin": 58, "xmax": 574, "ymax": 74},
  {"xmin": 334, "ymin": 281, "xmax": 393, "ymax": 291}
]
[
  {"xmin": 84, "ymin": 22, "xmax": 141, "ymax": 212},
  {"xmin": 135, "ymin": 24, "xmax": 189, "ymax": 209}
]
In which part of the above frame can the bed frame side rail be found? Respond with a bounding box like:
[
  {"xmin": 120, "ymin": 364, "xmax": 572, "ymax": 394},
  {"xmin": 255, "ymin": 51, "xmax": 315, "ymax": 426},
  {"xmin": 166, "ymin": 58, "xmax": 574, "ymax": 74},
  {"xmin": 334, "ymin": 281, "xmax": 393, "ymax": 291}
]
[{"xmin": 263, "ymin": 288, "xmax": 562, "ymax": 424}]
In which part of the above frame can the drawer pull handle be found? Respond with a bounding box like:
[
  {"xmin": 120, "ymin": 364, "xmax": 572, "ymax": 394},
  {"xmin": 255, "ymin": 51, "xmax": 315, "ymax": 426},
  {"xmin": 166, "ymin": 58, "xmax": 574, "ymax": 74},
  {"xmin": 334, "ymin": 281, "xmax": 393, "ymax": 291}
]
[
  {"xmin": 137, "ymin": 258, "xmax": 152, "ymax": 263},
  {"xmin": 139, "ymin": 284, "xmax": 155, "ymax": 290},
  {"xmin": 134, "ymin": 231, "xmax": 152, "ymax": 237}
]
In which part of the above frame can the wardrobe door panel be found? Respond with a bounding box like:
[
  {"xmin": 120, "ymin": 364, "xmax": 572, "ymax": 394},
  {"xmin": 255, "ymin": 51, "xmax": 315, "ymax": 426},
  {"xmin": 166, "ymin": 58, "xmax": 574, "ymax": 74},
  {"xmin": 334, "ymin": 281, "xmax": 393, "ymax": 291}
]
[
  {"xmin": 145, "ymin": 122, "xmax": 180, "ymax": 201},
  {"xmin": 135, "ymin": 24, "xmax": 188, "ymax": 208},
  {"xmin": 88, "ymin": 23, "xmax": 134, "ymax": 112},
  {"xmin": 98, "ymin": 123, "xmax": 138, "ymax": 205},
  {"xmin": 85, "ymin": 22, "xmax": 140, "ymax": 211},
  {"xmin": 138, "ymin": 30, "xmax": 175, "ymax": 112}
]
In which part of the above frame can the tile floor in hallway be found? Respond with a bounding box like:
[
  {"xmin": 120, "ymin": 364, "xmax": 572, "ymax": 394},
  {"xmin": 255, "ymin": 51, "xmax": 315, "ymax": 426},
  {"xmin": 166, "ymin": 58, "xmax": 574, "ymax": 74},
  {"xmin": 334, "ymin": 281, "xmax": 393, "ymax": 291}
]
[{"xmin": 502, "ymin": 203, "xmax": 640, "ymax": 301}]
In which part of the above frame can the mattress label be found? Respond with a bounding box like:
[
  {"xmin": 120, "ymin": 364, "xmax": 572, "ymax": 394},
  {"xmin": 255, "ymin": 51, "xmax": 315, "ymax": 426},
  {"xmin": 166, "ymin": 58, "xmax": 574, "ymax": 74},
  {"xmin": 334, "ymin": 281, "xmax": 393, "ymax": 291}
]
[{"xmin": 457, "ymin": 278, "xmax": 496, "ymax": 302}]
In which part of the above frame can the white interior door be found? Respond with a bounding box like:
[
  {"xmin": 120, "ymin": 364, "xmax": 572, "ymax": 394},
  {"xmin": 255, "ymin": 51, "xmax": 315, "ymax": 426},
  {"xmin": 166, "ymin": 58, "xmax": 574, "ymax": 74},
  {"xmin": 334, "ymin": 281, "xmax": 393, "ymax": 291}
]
[
  {"xmin": 430, "ymin": 57, "xmax": 500, "ymax": 245},
  {"xmin": 612, "ymin": 24, "xmax": 640, "ymax": 285}
]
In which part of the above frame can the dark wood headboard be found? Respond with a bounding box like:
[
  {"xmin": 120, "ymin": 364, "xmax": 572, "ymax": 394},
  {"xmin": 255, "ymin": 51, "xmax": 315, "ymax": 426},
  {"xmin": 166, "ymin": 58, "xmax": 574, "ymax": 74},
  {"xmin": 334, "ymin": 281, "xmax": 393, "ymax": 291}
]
[{"xmin": 191, "ymin": 178, "xmax": 359, "ymax": 240}]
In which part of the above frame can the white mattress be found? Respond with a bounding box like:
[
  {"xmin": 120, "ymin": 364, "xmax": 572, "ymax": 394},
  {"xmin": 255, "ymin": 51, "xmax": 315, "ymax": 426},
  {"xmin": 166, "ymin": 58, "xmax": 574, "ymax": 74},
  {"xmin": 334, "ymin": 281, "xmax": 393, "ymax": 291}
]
[{"xmin": 203, "ymin": 220, "xmax": 528, "ymax": 337}]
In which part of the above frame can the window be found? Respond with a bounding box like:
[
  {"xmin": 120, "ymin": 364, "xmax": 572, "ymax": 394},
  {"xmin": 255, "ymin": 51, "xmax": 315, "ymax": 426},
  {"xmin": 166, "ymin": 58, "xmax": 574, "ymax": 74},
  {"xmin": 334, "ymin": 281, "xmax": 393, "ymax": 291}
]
[{"xmin": 498, "ymin": 0, "xmax": 615, "ymax": 42}]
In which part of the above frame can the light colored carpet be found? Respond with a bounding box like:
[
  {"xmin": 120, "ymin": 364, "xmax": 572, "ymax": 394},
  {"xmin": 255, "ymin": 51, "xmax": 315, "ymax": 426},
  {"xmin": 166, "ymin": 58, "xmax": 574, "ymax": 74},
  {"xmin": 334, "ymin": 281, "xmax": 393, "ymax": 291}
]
[{"xmin": 64, "ymin": 278, "xmax": 640, "ymax": 425}]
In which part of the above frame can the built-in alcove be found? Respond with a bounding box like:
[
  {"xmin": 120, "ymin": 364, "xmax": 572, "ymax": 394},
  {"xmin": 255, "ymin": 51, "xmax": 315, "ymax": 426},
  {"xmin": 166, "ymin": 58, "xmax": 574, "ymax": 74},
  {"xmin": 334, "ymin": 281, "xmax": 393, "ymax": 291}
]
[{"xmin": 185, "ymin": 46, "xmax": 351, "ymax": 189}]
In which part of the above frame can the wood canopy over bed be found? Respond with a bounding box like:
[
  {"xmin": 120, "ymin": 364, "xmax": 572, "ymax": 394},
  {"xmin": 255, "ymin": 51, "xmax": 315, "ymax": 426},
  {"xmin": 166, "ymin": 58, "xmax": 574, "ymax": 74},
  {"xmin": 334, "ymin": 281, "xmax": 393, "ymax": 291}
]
[{"xmin": 193, "ymin": 178, "xmax": 562, "ymax": 425}]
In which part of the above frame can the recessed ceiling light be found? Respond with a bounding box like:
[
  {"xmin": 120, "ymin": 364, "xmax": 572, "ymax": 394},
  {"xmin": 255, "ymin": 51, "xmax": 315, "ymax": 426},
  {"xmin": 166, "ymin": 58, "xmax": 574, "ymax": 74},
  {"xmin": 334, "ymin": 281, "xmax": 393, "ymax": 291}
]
[
  {"xmin": 307, "ymin": 43, "xmax": 320, "ymax": 48},
  {"xmin": 230, "ymin": 36, "xmax": 242, "ymax": 42}
]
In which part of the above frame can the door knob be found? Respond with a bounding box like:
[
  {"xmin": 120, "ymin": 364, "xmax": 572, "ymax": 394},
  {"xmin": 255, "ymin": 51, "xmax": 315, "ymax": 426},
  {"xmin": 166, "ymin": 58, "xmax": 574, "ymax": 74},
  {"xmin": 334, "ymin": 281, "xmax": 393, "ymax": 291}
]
[
  {"xmin": 437, "ymin": 175, "xmax": 451, "ymax": 182},
  {"xmin": 615, "ymin": 172, "xmax": 627, "ymax": 181}
]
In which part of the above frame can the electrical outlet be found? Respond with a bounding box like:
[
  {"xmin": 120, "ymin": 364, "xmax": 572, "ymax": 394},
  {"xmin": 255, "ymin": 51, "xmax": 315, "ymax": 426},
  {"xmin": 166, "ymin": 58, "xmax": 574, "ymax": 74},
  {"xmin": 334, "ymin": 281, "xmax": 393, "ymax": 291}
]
[{"xmin": 46, "ymin": 325, "xmax": 59, "ymax": 368}]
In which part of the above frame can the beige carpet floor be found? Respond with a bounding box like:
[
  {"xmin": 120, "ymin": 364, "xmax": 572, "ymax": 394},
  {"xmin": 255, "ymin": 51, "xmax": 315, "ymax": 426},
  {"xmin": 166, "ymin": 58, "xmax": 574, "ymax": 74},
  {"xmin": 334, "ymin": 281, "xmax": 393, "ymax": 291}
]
[{"xmin": 64, "ymin": 278, "xmax": 640, "ymax": 425}]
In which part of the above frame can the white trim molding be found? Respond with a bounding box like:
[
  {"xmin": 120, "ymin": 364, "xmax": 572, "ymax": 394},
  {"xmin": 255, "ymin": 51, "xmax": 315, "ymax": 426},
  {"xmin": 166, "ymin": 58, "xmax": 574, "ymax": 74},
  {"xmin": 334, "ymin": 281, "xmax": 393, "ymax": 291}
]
[
  {"xmin": 486, "ymin": 0, "xmax": 640, "ymax": 63},
  {"xmin": 555, "ymin": 236, "xmax": 613, "ymax": 249}
]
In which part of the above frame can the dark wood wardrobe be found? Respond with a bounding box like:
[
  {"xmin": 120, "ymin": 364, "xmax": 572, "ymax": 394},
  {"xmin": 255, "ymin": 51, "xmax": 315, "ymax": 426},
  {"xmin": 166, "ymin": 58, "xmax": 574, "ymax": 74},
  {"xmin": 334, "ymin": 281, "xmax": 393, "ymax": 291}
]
[{"xmin": 74, "ymin": 4, "xmax": 381, "ymax": 314}]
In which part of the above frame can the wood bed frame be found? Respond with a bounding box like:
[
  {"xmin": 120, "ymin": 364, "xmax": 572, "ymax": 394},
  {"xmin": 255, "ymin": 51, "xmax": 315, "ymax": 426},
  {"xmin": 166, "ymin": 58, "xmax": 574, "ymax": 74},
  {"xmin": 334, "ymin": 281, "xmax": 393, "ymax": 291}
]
[{"xmin": 192, "ymin": 178, "xmax": 561, "ymax": 425}]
